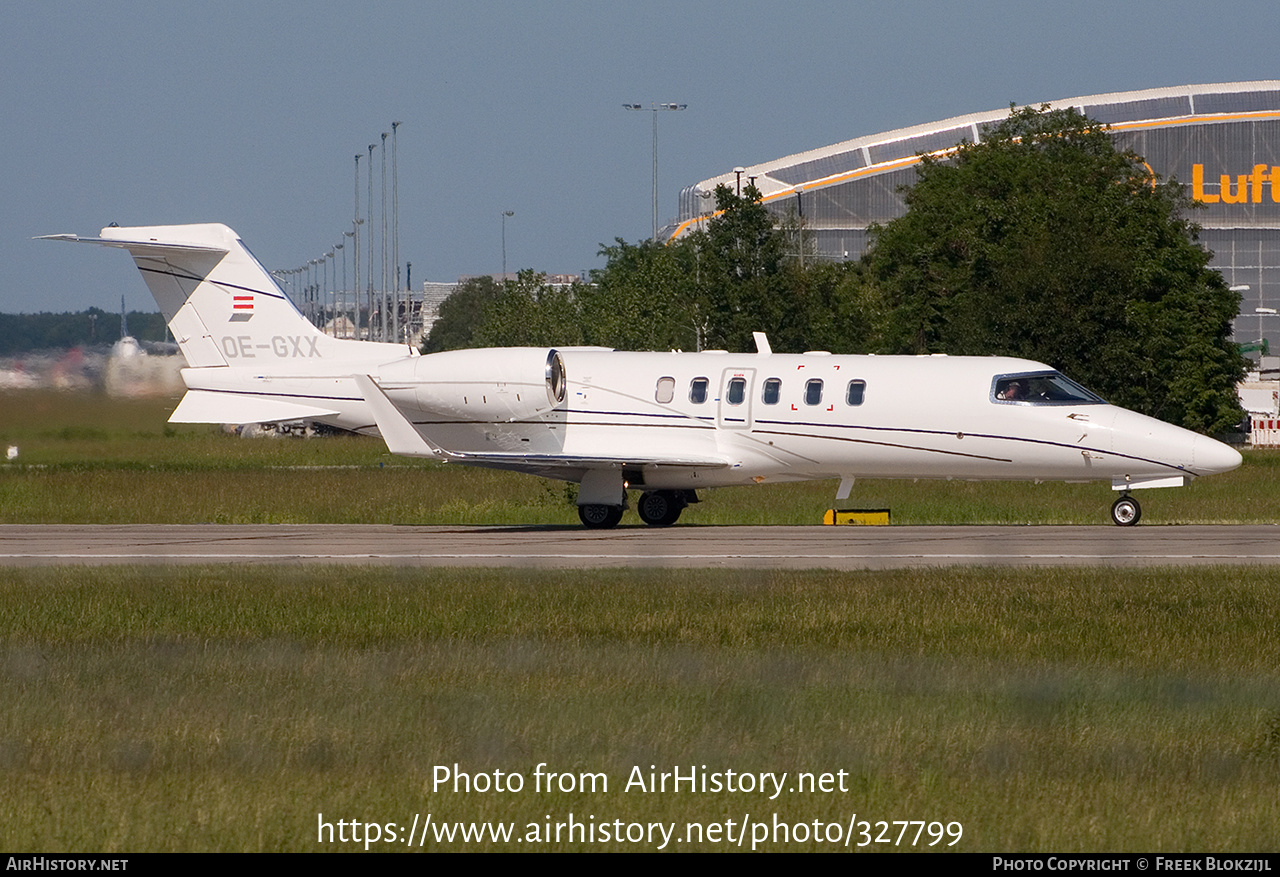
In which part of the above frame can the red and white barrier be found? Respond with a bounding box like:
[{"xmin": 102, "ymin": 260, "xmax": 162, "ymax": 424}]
[{"xmin": 1252, "ymin": 415, "xmax": 1280, "ymax": 447}]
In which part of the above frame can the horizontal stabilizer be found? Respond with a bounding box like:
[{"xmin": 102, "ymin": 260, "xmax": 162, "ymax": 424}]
[
  {"xmin": 169, "ymin": 390, "xmax": 338, "ymax": 424},
  {"xmin": 35, "ymin": 233, "xmax": 229, "ymax": 260}
]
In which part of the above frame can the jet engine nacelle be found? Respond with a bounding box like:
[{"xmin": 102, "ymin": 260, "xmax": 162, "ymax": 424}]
[{"xmin": 376, "ymin": 347, "xmax": 568, "ymax": 422}]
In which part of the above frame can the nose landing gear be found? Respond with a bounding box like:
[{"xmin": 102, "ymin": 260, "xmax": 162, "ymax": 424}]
[{"xmin": 1110, "ymin": 494, "xmax": 1141, "ymax": 526}]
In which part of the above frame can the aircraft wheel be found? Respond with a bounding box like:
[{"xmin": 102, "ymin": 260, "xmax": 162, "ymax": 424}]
[
  {"xmin": 578, "ymin": 504, "xmax": 624, "ymax": 529},
  {"xmin": 1110, "ymin": 495, "xmax": 1141, "ymax": 527},
  {"xmin": 637, "ymin": 490, "xmax": 683, "ymax": 527}
]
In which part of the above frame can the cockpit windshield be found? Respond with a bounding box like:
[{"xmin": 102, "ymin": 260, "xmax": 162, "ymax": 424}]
[{"xmin": 991, "ymin": 371, "xmax": 1105, "ymax": 405}]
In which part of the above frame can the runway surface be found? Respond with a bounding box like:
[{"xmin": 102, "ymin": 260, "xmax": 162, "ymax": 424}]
[{"xmin": 2, "ymin": 524, "xmax": 1278, "ymax": 569}]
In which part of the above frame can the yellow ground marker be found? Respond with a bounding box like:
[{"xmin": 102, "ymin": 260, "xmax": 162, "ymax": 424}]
[{"xmin": 823, "ymin": 508, "xmax": 891, "ymax": 526}]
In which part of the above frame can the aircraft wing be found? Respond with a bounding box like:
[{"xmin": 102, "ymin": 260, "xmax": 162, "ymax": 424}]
[
  {"xmin": 438, "ymin": 450, "xmax": 731, "ymax": 469},
  {"xmin": 431, "ymin": 450, "xmax": 731, "ymax": 481},
  {"xmin": 353, "ymin": 375, "xmax": 449, "ymax": 457},
  {"xmin": 352, "ymin": 374, "xmax": 730, "ymax": 473}
]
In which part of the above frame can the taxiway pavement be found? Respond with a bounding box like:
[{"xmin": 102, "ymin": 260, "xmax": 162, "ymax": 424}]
[{"xmin": 1, "ymin": 524, "xmax": 1277, "ymax": 569}]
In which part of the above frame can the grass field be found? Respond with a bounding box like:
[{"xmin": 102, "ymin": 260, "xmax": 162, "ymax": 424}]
[
  {"xmin": 2, "ymin": 388, "xmax": 1278, "ymax": 525},
  {"xmin": 3, "ymin": 390, "xmax": 1279, "ymax": 852},
  {"xmin": 2, "ymin": 565, "xmax": 1278, "ymax": 852}
]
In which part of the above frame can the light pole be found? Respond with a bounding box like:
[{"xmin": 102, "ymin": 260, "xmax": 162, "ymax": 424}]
[
  {"xmin": 319, "ymin": 255, "xmax": 326, "ymax": 331},
  {"xmin": 501, "ymin": 210, "xmax": 514, "ymax": 278},
  {"xmin": 392, "ymin": 120, "xmax": 401, "ymax": 343},
  {"xmin": 381, "ymin": 131, "xmax": 389, "ymax": 342},
  {"xmin": 342, "ymin": 232, "xmax": 354, "ymax": 337},
  {"xmin": 270, "ymin": 270, "xmax": 287, "ymax": 305},
  {"xmin": 367, "ymin": 142, "xmax": 376, "ymax": 340},
  {"xmin": 792, "ymin": 186, "xmax": 805, "ymax": 270},
  {"xmin": 308, "ymin": 259, "xmax": 319, "ymax": 326},
  {"xmin": 324, "ymin": 250, "xmax": 334, "ymax": 333},
  {"xmin": 624, "ymin": 102, "xmax": 686, "ymax": 240},
  {"xmin": 334, "ymin": 242, "xmax": 345, "ymax": 337},
  {"xmin": 354, "ymin": 153, "xmax": 361, "ymax": 337},
  {"xmin": 321, "ymin": 251, "xmax": 329, "ymax": 334}
]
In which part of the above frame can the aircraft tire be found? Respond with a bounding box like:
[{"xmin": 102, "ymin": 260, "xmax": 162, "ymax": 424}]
[
  {"xmin": 637, "ymin": 490, "xmax": 683, "ymax": 527},
  {"xmin": 578, "ymin": 504, "xmax": 624, "ymax": 529},
  {"xmin": 1110, "ymin": 495, "xmax": 1141, "ymax": 526}
]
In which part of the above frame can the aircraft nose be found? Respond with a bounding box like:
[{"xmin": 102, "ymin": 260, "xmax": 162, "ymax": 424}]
[{"xmin": 1194, "ymin": 435, "xmax": 1243, "ymax": 474}]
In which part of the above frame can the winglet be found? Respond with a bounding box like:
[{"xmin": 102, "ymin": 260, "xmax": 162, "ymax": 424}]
[{"xmin": 352, "ymin": 374, "xmax": 443, "ymax": 458}]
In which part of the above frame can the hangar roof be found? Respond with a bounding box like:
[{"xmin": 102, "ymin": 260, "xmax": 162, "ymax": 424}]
[{"xmin": 673, "ymin": 81, "xmax": 1280, "ymax": 238}]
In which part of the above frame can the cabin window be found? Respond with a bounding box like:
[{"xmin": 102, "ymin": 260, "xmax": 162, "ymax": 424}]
[
  {"xmin": 804, "ymin": 378, "xmax": 824, "ymax": 406},
  {"xmin": 726, "ymin": 377, "xmax": 747, "ymax": 405},
  {"xmin": 992, "ymin": 371, "xmax": 1106, "ymax": 405},
  {"xmin": 655, "ymin": 376, "xmax": 675, "ymax": 404},
  {"xmin": 762, "ymin": 378, "xmax": 782, "ymax": 405},
  {"xmin": 689, "ymin": 377, "xmax": 709, "ymax": 404},
  {"xmin": 846, "ymin": 380, "xmax": 866, "ymax": 406}
]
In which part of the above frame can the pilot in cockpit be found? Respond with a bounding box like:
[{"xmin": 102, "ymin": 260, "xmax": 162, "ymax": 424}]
[{"xmin": 996, "ymin": 379, "xmax": 1027, "ymax": 402}]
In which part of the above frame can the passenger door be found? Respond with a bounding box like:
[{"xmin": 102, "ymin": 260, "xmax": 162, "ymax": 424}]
[{"xmin": 717, "ymin": 368, "xmax": 755, "ymax": 430}]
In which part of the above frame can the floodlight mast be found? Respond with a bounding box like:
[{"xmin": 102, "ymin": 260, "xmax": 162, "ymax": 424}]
[
  {"xmin": 391, "ymin": 121, "xmax": 401, "ymax": 343},
  {"xmin": 624, "ymin": 102, "xmax": 686, "ymax": 241},
  {"xmin": 353, "ymin": 154, "xmax": 361, "ymax": 336},
  {"xmin": 367, "ymin": 143, "xmax": 376, "ymax": 340},
  {"xmin": 381, "ymin": 132, "xmax": 388, "ymax": 343},
  {"xmin": 501, "ymin": 210, "xmax": 514, "ymax": 278}
]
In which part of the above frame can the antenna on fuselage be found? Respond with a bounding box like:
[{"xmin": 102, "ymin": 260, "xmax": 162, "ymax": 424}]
[{"xmin": 753, "ymin": 332, "xmax": 772, "ymax": 355}]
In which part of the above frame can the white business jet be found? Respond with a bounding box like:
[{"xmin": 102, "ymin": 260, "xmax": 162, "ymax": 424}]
[{"xmin": 43, "ymin": 223, "xmax": 1242, "ymax": 528}]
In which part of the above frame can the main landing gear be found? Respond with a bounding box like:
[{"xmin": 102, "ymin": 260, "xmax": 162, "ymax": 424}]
[
  {"xmin": 577, "ymin": 503, "xmax": 624, "ymax": 529},
  {"xmin": 636, "ymin": 490, "xmax": 688, "ymax": 527},
  {"xmin": 578, "ymin": 490, "xmax": 696, "ymax": 529},
  {"xmin": 1110, "ymin": 494, "xmax": 1141, "ymax": 527}
]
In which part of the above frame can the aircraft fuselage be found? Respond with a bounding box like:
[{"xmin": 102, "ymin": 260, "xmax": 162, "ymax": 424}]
[
  {"xmin": 184, "ymin": 345, "xmax": 1239, "ymax": 493},
  {"xmin": 45, "ymin": 222, "xmax": 1243, "ymax": 527}
]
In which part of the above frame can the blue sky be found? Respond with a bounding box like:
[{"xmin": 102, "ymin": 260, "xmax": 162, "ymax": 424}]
[{"xmin": 3, "ymin": 1, "xmax": 1277, "ymax": 313}]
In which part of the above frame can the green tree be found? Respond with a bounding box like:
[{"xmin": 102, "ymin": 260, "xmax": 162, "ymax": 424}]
[
  {"xmin": 0, "ymin": 309, "xmax": 168, "ymax": 355},
  {"xmin": 582, "ymin": 185, "xmax": 791, "ymax": 353},
  {"xmin": 419, "ymin": 185, "xmax": 868, "ymax": 357},
  {"xmin": 867, "ymin": 104, "xmax": 1246, "ymax": 433},
  {"xmin": 472, "ymin": 270, "xmax": 586, "ymax": 348},
  {"xmin": 582, "ymin": 185, "xmax": 880, "ymax": 354},
  {"xmin": 421, "ymin": 276, "xmax": 505, "ymax": 352},
  {"xmin": 690, "ymin": 184, "xmax": 789, "ymax": 351},
  {"xmin": 582, "ymin": 238, "xmax": 702, "ymax": 350},
  {"xmin": 772, "ymin": 258, "xmax": 881, "ymax": 355}
]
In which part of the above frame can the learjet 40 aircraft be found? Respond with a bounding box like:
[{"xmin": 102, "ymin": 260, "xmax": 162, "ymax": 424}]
[{"xmin": 43, "ymin": 223, "xmax": 1242, "ymax": 528}]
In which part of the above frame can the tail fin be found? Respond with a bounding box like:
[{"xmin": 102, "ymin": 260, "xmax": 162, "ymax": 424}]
[{"xmin": 41, "ymin": 223, "xmax": 320, "ymax": 369}]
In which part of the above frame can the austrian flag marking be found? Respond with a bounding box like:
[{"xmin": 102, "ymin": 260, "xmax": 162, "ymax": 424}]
[{"xmin": 230, "ymin": 294, "xmax": 254, "ymax": 322}]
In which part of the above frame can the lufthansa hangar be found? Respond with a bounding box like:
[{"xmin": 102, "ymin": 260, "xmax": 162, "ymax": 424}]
[{"xmin": 671, "ymin": 81, "xmax": 1280, "ymax": 352}]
